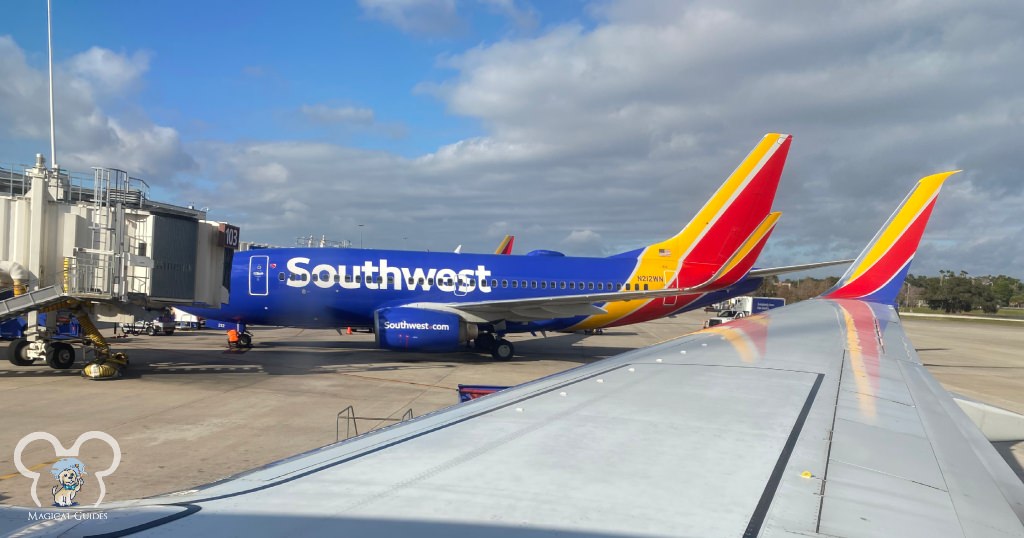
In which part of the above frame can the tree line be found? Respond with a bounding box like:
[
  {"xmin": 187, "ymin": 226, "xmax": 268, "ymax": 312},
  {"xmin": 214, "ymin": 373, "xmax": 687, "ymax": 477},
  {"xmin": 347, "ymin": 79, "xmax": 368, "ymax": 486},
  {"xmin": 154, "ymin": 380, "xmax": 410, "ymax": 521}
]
[{"xmin": 756, "ymin": 271, "xmax": 1024, "ymax": 314}]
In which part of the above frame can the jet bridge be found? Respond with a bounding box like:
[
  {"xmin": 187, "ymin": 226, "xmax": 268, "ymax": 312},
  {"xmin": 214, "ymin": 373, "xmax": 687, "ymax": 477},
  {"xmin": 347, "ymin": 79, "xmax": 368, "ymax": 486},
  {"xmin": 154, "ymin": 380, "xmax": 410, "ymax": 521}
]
[{"xmin": 0, "ymin": 155, "xmax": 238, "ymax": 379}]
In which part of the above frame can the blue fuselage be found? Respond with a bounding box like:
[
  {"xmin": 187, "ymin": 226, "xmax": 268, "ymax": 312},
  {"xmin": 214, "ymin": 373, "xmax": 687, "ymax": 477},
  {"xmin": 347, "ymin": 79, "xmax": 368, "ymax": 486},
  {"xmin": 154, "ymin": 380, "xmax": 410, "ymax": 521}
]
[{"xmin": 184, "ymin": 248, "xmax": 761, "ymax": 333}]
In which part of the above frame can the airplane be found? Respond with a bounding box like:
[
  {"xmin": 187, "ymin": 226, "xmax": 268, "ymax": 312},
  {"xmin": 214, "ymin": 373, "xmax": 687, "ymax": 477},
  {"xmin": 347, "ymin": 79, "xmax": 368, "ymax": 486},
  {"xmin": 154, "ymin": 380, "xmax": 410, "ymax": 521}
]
[
  {"xmin": 7, "ymin": 170, "xmax": 1020, "ymax": 537},
  {"xmin": 184, "ymin": 133, "xmax": 846, "ymax": 359}
]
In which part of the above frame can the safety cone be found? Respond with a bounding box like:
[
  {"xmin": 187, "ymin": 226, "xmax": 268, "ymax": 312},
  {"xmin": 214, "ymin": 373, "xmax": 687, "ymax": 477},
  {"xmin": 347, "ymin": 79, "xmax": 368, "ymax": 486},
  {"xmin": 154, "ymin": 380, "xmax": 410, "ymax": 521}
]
[{"xmin": 346, "ymin": 327, "xmax": 353, "ymax": 335}]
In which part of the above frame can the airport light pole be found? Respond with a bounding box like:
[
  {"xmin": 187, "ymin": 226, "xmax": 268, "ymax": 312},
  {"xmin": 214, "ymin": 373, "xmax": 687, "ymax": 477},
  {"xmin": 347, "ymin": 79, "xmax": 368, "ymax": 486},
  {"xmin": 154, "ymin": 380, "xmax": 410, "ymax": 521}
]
[{"xmin": 358, "ymin": 224, "xmax": 364, "ymax": 249}]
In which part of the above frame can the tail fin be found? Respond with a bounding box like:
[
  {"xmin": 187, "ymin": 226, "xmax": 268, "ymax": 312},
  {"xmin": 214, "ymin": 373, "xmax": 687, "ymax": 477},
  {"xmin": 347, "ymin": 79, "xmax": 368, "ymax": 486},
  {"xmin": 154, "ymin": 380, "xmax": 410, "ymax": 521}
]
[
  {"xmin": 494, "ymin": 235, "xmax": 515, "ymax": 255},
  {"xmin": 823, "ymin": 171, "xmax": 958, "ymax": 304},
  {"xmin": 649, "ymin": 133, "xmax": 791, "ymax": 288}
]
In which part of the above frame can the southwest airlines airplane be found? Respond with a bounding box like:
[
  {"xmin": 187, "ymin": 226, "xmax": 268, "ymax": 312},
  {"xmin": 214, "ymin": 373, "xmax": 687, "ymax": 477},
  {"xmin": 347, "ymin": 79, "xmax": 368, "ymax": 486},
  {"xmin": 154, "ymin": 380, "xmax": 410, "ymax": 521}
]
[
  {"xmin": 186, "ymin": 133, "xmax": 842, "ymax": 359},
  {"xmin": 10, "ymin": 171, "xmax": 1020, "ymax": 537}
]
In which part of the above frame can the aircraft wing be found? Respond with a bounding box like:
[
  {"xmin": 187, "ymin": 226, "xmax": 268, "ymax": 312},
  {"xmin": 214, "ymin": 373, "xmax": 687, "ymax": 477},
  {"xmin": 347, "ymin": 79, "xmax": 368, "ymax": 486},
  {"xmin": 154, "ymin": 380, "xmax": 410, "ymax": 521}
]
[
  {"xmin": 402, "ymin": 285, "xmax": 723, "ymax": 322},
  {"xmin": 7, "ymin": 299, "xmax": 1022, "ymax": 537},
  {"xmin": 747, "ymin": 258, "xmax": 854, "ymax": 278},
  {"xmin": 4, "ymin": 171, "xmax": 1023, "ymax": 537}
]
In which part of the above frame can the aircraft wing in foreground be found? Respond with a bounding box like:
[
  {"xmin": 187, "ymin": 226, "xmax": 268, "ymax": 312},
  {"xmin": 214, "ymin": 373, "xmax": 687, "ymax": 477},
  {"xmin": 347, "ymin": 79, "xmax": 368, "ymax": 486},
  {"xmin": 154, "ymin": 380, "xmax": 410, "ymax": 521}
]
[{"xmin": 5, "ymin": 171, "xmax": 1023, "ymax": 536}]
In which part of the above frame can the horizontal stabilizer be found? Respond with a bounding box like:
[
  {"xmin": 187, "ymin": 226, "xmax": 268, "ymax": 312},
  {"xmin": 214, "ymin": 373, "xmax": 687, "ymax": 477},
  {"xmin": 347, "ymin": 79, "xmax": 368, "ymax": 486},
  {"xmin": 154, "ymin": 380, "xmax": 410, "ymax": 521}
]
[{"xmin": 747, "ymin": 259, "xmax": 855, "ymax": 279}]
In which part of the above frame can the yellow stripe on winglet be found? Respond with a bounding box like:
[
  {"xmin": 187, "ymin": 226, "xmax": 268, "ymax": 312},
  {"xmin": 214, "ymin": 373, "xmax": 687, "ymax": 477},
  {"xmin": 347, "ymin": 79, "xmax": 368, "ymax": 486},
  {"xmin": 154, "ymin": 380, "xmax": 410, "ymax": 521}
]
[{"xmin": 848, "ymin": 170, "xmax": 959, "ymax": 282}]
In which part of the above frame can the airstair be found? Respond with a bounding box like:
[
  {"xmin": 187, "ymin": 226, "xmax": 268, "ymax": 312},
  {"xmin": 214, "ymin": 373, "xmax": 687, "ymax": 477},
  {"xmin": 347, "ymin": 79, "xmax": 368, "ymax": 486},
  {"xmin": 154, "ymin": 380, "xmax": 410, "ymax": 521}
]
[{"xmin": 0, "ymin": 285, "xmax": 65, "ymax": 321}]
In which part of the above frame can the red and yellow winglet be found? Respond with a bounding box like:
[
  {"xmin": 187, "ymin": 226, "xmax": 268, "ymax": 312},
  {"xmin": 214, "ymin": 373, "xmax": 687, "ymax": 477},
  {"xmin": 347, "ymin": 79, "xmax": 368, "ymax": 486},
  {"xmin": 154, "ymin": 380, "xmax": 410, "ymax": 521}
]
[{"xmin": 823, "ymin": 170, "xmax": 958, "ymax": 304}]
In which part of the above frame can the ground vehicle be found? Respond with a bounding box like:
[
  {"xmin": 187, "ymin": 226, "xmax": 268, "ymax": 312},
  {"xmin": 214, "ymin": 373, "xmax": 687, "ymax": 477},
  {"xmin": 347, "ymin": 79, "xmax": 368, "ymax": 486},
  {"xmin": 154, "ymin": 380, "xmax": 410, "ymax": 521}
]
[
  {"xmin": 119, "ymin": 319, "xmax": 175, "ymax": 336},
  {"xmin": 704, "ymin": 309, "xmax": 747, "ymax": 328},
  {"xmin": 730, "ymin": 296, "xmax": 786, "ymax": 314}
]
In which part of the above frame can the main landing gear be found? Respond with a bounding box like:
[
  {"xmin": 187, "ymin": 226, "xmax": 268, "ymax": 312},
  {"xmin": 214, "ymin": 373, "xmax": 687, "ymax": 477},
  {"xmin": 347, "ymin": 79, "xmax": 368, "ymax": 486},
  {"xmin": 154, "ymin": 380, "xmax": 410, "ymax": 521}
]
[{"xmin": 474, "ymin": 333, "xmax": 514, "ymax": 361}]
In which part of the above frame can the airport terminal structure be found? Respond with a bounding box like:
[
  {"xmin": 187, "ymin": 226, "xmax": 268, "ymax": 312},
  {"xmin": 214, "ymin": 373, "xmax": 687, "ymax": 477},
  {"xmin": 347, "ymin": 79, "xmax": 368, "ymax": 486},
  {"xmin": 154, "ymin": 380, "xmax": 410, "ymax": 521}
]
[{"xmin": 0, "ymin": 155, "xmax": 238, "ymax": 379}]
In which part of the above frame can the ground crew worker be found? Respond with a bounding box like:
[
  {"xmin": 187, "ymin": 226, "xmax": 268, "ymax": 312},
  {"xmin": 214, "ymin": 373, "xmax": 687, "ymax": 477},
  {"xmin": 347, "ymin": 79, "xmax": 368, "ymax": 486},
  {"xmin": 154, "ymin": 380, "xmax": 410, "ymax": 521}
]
[{"xmin": 227, "ymin": 329, "xmax": 239, "ymax": 348}]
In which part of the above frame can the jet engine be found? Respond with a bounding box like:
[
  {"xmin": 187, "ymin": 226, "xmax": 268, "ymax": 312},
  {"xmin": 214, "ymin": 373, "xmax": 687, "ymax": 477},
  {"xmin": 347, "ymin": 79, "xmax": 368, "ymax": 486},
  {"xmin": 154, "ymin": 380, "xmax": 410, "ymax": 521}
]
[{"xmin": 374, "ymin": 307, "xmax": 478, "ymax": 352}]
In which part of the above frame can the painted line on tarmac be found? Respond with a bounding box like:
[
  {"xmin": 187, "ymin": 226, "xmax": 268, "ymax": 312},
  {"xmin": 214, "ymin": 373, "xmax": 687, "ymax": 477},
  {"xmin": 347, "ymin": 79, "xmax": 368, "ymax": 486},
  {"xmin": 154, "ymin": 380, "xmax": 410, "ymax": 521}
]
[{"xmin": 0, "ymin": 459, "xmax": 58, "ymax": 481}]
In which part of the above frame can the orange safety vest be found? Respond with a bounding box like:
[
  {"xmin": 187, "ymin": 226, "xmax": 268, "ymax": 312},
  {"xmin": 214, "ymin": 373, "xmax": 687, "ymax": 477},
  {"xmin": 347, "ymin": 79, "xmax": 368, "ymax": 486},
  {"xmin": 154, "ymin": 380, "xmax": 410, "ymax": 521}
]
[{"xmin": 227, "ymin": 329, "xmax": 239, "ymax": 343}]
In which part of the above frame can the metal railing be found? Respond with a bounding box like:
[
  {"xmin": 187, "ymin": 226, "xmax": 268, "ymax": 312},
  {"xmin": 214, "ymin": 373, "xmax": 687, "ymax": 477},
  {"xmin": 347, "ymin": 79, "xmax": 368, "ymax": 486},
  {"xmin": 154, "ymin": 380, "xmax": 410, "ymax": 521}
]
[{"xmin": 335, "ymin": 406, "xmax": 416, "ymax": 443}]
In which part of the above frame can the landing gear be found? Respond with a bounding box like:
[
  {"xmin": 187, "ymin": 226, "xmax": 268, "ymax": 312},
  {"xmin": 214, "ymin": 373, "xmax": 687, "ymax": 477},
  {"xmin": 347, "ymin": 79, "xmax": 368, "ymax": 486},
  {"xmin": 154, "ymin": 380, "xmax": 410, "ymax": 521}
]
[
  {"xmin": 238, "ymin": 332, "xmax": 252, "ymax": 348},
  {"xmin": 474, "ymin": 333, "xmax": 495, "ymax": 351},
  {"xmin": 491, "ymin": 338, "xmax": 514, "ymax": 361},
  {"xmin": 8, "ymin": 339, "xmax": 33, "ymax": 366},
  {"xmin": 46, "ymin": 342, "xmax": 76, "ymax": 369}
]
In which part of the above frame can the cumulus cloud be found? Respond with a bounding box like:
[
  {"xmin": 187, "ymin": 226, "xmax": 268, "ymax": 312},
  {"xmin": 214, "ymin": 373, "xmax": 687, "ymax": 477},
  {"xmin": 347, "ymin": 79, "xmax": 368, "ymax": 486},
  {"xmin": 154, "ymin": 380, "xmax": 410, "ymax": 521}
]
[
  {"xmin": 0, "ymin": 36, "xmax": 194, "ymax": 179},
  {"xmin": 15, "ymin": 1, "xmax": 1011, "ymax": 276},
  {"xmin": 67, "ymin": 47, "xmax": 150, "ymax": 96}
]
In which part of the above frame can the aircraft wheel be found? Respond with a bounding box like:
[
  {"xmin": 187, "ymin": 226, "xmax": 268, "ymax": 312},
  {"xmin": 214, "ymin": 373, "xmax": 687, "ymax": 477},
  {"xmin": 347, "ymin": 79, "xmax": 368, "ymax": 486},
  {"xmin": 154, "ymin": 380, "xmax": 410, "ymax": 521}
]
[
  {"xmin": 8, "ymin": 340, "xmax": 34, "ymax": 366},
  {"xmin": 46, "ymin": 343, "xmax": 75, "ymax": 369},
  {"xmin": 491, "ymin": 339, "xmax": 514, "ymax": 361},
  {"xmin": 475, "ymin": 333, "xmax": 495, "ymax": 351},
  {"xmin": 238, "ymin": 333, "xmax": 252, "ymax": 347}
]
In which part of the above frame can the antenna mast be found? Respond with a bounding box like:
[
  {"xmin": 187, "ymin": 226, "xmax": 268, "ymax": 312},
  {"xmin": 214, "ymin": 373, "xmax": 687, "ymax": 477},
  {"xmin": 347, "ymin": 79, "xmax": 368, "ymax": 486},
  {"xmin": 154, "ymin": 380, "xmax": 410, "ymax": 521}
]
[{"xmin": 47, "ymin": 0, "xmax": 57, "ymax": 169}]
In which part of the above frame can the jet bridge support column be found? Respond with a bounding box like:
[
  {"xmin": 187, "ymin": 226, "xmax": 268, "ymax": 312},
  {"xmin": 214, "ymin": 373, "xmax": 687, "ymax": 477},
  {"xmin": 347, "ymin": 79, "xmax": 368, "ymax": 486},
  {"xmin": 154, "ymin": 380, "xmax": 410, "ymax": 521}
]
[{"xmin": 24, "ymin": 155, "xmax": 57, "ymax": 359}]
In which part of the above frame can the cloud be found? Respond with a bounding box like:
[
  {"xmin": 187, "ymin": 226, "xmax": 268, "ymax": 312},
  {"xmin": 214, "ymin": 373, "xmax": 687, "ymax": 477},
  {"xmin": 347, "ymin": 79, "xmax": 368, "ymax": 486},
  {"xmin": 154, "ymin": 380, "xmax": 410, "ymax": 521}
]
[
  {"xmin": 0, "ymin": 36, "xmax": 194, "ymax": 179},
  {"xmin": 300, "ymin": 104, "xmax": 376, "ymax": 126},
  {"xmin": 358, "ymin": 0, "xmax": 462, "ymax": 36},
  {"xmin": 67, "ymin": 46, "xmax": 150, "ymax": 96},
  {"xmin": 561, "ymin": 229, "xmax": 604, "ymax": 255},
  {"xmin": 358, "ymin": 0, "xmax": 537, "ymax": 36}
]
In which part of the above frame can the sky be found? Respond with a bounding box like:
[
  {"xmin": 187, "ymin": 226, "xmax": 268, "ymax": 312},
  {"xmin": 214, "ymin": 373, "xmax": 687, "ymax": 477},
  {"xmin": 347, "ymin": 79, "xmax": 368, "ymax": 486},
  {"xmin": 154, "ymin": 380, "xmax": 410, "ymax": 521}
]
[{"xmin": 1, "ymin": 0, "xmax": 1022, "ymax": 278}]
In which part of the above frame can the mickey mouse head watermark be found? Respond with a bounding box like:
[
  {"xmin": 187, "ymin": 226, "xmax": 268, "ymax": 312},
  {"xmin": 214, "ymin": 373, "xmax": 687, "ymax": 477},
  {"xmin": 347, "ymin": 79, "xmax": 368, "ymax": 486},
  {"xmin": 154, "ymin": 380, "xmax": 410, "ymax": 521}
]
[{"xmin": 14, "ymin": 431, "xmax": 121, "ymax": 508}]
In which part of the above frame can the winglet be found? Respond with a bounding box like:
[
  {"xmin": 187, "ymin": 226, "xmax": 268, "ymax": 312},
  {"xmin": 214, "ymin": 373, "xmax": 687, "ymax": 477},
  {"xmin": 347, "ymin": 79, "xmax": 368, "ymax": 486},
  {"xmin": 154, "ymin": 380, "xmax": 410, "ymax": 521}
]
[{"xmin": 823, "ymin": 171, "xmax": 958, "ymax": 304}]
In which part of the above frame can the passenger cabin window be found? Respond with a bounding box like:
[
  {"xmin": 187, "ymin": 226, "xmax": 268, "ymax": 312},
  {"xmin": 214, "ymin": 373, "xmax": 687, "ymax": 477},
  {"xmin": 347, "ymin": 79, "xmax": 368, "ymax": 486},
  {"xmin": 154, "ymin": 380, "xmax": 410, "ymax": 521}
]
[
  {"xmin": 597, "ymin": 282, "xmax": 603, "ymax": 290},
  {"xmin": 346, "ymin": 275, "xmax": 353, "ymax": 283},
  {"xmin": 502, "ymin": 280, "xmax": 509, "ymax": 288},
  {"xmin": 428, "ymin": 278, "xmax": 435, "ymax": 285},
  {"xmin": 569, "ymin": 282, "xmax": 576, "ymax": 289},
  {"xmin": 578, "ymin": 282, "xmax": 584, "ymax": 290},
  {"xmin": 355, "ymin": 275, "xmax": 362, "ymax": 283},
  {"xmin": 560, "ymin": 282, "xmax": 566, "ymax": 289},
  {"xmin": 334, "ymin": 275, "xmax": 340, "ymax": 283},
  {"xmin": 541, "ymin": 281, "xmax": 547, "ymax": 289},
  {"xmin": 531, "ymin": 281, "xmax": 537, "ymax": 289},
  {"xmin": 512, "ymin": 280, "xmax": 519, "ymax": 288},
  {"xmin": 551, "ymin": 281, "xmax": 557, "ymax": 289},
  {"xmin": 644, "ymin": 283, "xmax": 649, "ymax": 290},
  {"xmin": 588, "ymin": 282, "xmax": 595, "ymax": 290},
  {"xmin": 625, "ymin": 283, "xmax": 631, "ymax": 290},
  {"xmin": 278, "ymin": 272, "xmax": 285, "ymax": 281},
  {"xmin": 491, "ymin": 279, "xmax": 498, "ymax": 288}
]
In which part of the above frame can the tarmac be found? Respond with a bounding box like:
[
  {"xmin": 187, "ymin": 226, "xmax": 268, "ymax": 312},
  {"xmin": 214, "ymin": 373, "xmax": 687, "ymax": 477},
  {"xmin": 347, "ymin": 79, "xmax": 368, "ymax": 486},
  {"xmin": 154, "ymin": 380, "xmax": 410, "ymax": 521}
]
[{"xmin": 0, "ymin": 310, "xmax": 1021, "ymax": 508}]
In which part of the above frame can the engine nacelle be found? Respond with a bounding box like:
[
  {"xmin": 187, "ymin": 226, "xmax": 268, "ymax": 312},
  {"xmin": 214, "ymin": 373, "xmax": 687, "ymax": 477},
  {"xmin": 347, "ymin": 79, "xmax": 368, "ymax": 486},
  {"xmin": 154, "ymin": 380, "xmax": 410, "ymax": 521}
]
[{"xmin": 374, "ymin": 307, "xmax": 478, "ymax": 352}]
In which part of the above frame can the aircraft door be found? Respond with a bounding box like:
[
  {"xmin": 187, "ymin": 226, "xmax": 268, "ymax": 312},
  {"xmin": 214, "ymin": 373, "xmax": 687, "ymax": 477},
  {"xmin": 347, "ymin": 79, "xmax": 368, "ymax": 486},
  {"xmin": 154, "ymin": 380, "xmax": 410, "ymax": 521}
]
[{"xmin": 249, "ymin": 255, "xmax": 270, "ymax": 296}]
